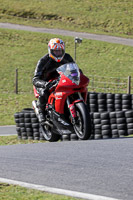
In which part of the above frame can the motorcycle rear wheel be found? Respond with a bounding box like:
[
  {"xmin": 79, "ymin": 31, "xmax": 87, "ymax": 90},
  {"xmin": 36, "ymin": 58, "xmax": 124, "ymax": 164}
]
[
  {"xmin": 74, "ymin": 102, "xmax": 91, "ymax": 140},
  {"xmin": 40, "ymin": 124, "xmax": 60, "ymax": 142}
]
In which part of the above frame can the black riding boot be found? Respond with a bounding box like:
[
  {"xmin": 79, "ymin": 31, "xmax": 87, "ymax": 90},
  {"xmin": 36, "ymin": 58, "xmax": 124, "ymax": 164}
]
[
  {"xmin": 37, "ymin": 101, "xmax": 46, "ymax": 125},
  {"xmin": 36, "ymin": 88, "xmax": 49, "ymax": 125},
  {"xmin": 38, "ymin": 109, "xmax": 45, "ymax": 125}
]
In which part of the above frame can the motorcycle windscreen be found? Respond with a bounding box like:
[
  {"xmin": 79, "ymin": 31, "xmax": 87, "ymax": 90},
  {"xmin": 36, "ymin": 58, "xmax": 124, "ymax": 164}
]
[{"xmin": 57, "ymin": 62, "xmax": 80, "ymax": 85}]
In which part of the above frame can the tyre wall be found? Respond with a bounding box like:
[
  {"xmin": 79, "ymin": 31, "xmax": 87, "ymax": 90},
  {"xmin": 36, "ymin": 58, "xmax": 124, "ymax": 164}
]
[
  {"xmin": 14, "ymin": 92, "xmax": 133, "ymax": 141},
  {"xmin": 14, "ymin": 108, "xmax": 44, "ymax": 140}
]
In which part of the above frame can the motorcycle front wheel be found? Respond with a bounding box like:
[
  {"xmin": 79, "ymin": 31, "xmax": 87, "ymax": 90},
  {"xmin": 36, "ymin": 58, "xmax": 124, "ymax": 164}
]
[{"xmin": 73, "ymin": 102, "xmax": 91, "ymax": 140}]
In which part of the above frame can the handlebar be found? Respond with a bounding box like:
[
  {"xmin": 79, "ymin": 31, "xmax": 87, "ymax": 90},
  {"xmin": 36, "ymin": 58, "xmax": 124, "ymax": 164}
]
[{"xmin": 47, "ymin": 78, "xmax": 60, "ymax": 90}]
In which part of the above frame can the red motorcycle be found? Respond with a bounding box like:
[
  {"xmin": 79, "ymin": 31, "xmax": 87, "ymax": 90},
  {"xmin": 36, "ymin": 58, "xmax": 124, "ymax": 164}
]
[{"xmin": 32, "ymin": 62, "xmax": 91, "ymax": 142}]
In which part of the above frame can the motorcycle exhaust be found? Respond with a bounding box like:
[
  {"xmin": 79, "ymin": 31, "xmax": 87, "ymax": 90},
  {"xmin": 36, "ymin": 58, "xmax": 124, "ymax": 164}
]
[{"xmin": 32, "ymin": 100, "xmax": 39, "ymax": 118}]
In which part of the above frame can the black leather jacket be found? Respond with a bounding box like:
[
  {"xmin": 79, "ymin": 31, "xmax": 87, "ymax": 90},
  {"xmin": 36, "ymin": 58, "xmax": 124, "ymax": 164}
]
[{"xmin": 33, "ymin": 53, "xmax": 74, "ymax": 88}]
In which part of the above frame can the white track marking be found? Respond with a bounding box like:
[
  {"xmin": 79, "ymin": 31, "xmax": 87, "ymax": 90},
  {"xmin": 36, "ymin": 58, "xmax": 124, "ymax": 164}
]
[{"xmin": 0, "ymin": 177, "xmax": 120, "ymax": 200}]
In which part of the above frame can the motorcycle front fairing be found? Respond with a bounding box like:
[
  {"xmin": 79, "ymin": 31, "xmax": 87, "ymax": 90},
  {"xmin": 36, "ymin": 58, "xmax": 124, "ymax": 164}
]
[{"xmin": 48, "ymin": 63, "xmax": 89, "ymax": 114}]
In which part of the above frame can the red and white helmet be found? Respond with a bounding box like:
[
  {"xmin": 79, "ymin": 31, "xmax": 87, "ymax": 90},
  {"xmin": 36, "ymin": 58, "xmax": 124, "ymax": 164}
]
[{"xmin": 48, "ymin": 38, "xmax": 65, "ymax": 62}]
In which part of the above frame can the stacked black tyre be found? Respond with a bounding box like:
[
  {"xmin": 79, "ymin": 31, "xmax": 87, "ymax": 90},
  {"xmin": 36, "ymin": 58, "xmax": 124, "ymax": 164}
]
[
  {"xmin": 109, "ymin": 112, "xmax": 119, "ymax": 138},
  {"xmin": 14, "ymin": 108, "xmax": 42, "ymax": 140},
  {"xmin": 23, "ymin": 109, "xmax": 34, "ymax": 140},
  {"xmin": 116, "ymin": 111, "xmax": 127, "ymax": 137},
  {"xmin": 101, "ymin": 112, "xmax": 111, "ymax": 139},
  {"xmin": 15, "ymin": 111, "xmax": 29, "ymax": 140},
  {"xmin": 122, "ymin": 94, "xmax": 131, "ymax": 111},
  {"xmin": 125, "ymin": 110, "xmax": 133, "ymax": 135},
  {"xmin": 132, "ymin": 95, "xmax": 133, "ymax": 109},
  {"xmin": 87, "ymin": 93, "xmax": 98, "ymax": 112},
  {"xmin": 114, "ymin": 94, "xmax": 122, "ymax": 111},
  {"xmin": 14, "ymin": 112, "xmax": 22, "ymax": 140},
  {"xmin": 92, "ymin": 112, "xmax": 102, "ymax": 139},
  {"xmin": 87, "ymin": 92, "xmax": 133, "ymax": 113},
  {"xmin": 91, "ymin": 110, "xmax": 129, "ymax": 139},
  {"xmin": 97, "ymin": 93, "xmax": 107, "ymax": 112},
  {"xmin": 89, "ymin": 113, "xmax": 94, "ymax": 139},
  {"xmin": 106, "ymin": 93, "xmax": 115, "ymax": 112}
]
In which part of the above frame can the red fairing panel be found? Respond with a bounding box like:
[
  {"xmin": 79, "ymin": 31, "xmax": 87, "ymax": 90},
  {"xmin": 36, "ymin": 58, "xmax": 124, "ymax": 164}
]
[{"xmin": 48, "ymin": 72, "xmax": 89, "ymax": 114}]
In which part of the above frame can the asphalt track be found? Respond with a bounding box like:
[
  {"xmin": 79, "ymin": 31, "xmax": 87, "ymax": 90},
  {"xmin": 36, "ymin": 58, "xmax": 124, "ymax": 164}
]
[
  {"xmin": 0, "ymin": 138, "xmax": 133, "ymax": 200},
  {"xmin": 0, "ymin": 125, "xmax": 16, "ymax": 136},
  {"xmin": 0, "ymin": 22, "xmax": 133, "ymax": 46}
]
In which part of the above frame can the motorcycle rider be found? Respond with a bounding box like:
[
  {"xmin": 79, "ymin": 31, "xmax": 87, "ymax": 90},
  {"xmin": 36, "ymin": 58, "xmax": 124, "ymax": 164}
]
[{"xmin": 33, "ymin": 38, "xmax": 75, "ymax": 124}]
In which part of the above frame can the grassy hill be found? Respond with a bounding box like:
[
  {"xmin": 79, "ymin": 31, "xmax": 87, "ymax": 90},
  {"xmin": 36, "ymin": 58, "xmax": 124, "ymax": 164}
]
[
  {"xmin": 0, "ymin": 0, "xmax": 133, "ymax": 38},
  {"xmin": 0, "ymin": 28, "xmax": 133, "ymax": 125},
  {"xmin": 0, "ymin": 0, "xmax": 133, "ymax": 125}
]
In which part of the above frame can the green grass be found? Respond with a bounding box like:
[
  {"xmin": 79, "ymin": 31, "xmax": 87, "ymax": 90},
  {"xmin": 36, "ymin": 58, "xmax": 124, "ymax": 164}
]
[
  {"xmin": 0, "ymin": 0, "xmax": 133, "ymax": 38},
  {"xmin": 0, "ymin": 134, "xmax": 133, "ymax": 146},
  {"xmin": 0, "ymin": 135, "xmax": 47, "ymax": 145},
  {"xmin": 0, "ymin": 28, "xmax": 133, "ymax": 125},
  {"xmin": 0, "ymin": 183, "xmax": 82, "ymax": 200},
  {"xmin": 0, "ymin": 94, "xmax": 35, "ymax": 125}
]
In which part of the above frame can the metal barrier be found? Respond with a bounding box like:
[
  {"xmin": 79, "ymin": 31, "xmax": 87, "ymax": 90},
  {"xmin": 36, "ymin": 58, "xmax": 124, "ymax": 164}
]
[{"xmin": 88, "ymin": 75, "xmax": 131, "ymax": 94}]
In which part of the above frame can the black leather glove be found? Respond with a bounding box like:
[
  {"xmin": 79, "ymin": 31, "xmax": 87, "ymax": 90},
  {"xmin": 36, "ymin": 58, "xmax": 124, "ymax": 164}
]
[{"xmin": 45, "ymin": 80, "xmax": 58, "ymax": 90}]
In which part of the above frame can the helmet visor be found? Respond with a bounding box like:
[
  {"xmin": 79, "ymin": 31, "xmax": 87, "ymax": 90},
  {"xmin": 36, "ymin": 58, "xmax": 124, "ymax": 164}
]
[{"xmin": 51, "ymin": 49, "xmax": 65, "ymax": 58}]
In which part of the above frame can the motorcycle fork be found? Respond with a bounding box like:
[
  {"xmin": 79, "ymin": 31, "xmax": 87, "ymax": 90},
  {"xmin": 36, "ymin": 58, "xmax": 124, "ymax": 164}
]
[{"xmin": 66, "ymin": 93, "xmax": 83, "ymax": 124}]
